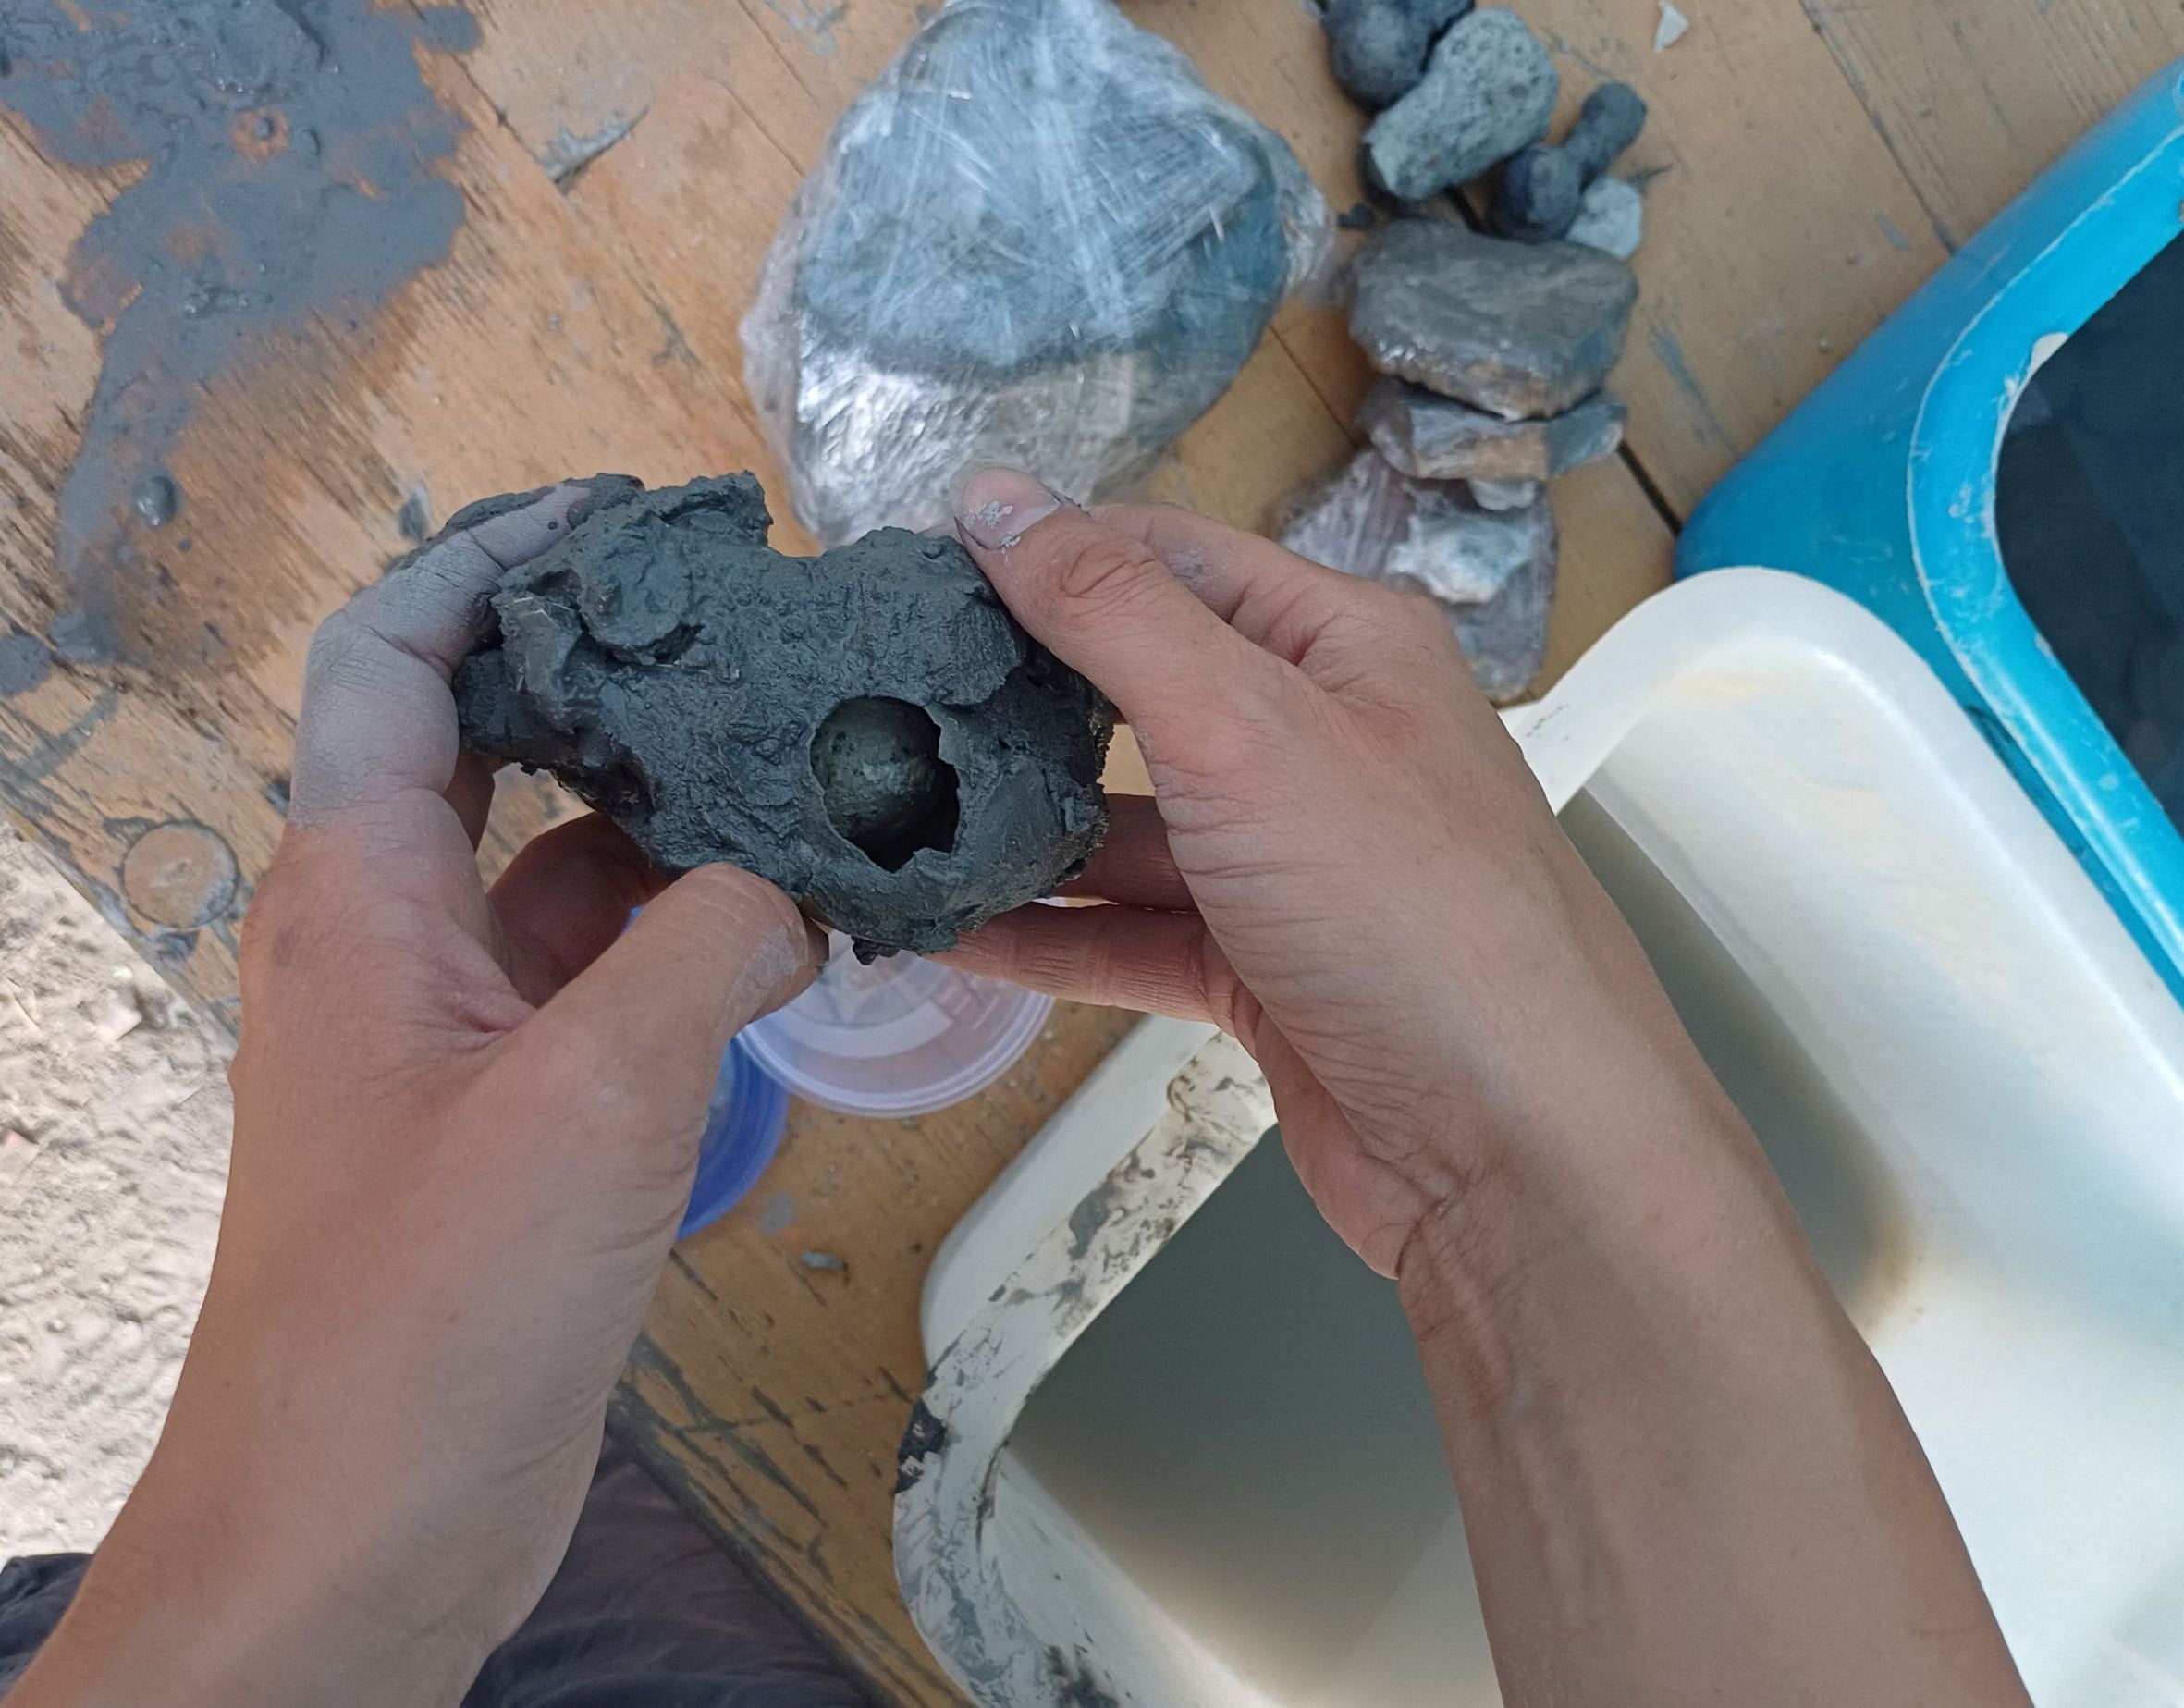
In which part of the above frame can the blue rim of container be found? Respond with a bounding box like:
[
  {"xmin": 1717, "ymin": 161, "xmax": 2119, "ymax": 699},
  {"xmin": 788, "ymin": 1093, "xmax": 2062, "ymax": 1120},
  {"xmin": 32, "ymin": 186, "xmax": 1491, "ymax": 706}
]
[
  {"xmin": 1679, "ymin": 57, "xmax": 2184, "ymax": 1003},
  {"xmin": 1908, "ymin": 63, "xmax": 2184, "ymax": 989},
  {"xmin": 679, "ymin": 1035, "xmax": 791, "ymax": 1239}
]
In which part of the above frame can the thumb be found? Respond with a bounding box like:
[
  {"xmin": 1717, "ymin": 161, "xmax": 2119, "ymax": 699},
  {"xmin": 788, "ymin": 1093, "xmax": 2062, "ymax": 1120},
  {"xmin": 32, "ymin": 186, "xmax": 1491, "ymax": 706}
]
[
  {"xmin": 953, "ymin": 468, "xmax": 1289, "ymax": 762},
  {"xmin": 525, "ymin": 864, "xmax": 822, "ymax": 1134}
]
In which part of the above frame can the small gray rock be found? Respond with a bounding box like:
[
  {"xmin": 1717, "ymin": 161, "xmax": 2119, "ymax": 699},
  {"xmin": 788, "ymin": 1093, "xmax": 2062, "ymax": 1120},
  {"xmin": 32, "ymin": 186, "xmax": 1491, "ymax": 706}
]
[
  {"xmin": 1360, "ymin": 377, "xmax": 1627, "ymax": 480},
  {"xmin": 1491, "ymin": 148, "xmax": 1584, "ymax": 241},
  {"xmin": 1279, "ymin": 449, "xmax": 1555, "ymax": 699},
  {"xmin": 1322, "ymin": 0, "xmax": 1476, "ymax": 109},
  {"xmin": 1282, "ymin": 450, "xmax": 1512, "ymax": 602},
  {"xmin": 1444, "ymin": 521, "xmax": 1555, "ymax": 699},
  {"xmin": 1350, "ymin": 219, "xmax": 1638, "ymax": 419},
  {"xmin": 1365, "ymin": 7, "xmax": 1557, "ymax": 201},
  {"xmin": 1323, "ymin": 0, "xmax": 1431, "ymax": 109},
  {"xmin": 1490, "ymin": 82, "xmax": 1647, "ymax": 241},
  {"xmin": 1577, "ymin": 82, "xmax": 1649, "ymax": 160},
  {"xmin": 1467, "ymin": 477, "xmax": 1542, "ymax": 510},
  {"xmin": 1565, "ymin": 176, "xmax": 1644, "ymax": 259},
  {"xmin": 1545, "ymin": 391, "xmax": 1630, "ymax": 471}
]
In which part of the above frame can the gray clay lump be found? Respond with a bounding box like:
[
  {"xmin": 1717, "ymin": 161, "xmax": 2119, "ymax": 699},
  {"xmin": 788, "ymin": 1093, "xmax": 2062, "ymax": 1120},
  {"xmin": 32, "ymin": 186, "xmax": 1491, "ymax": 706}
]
[{"xmin": 450, "ymin": 474, "xmax": 1113, "ymax": 958}]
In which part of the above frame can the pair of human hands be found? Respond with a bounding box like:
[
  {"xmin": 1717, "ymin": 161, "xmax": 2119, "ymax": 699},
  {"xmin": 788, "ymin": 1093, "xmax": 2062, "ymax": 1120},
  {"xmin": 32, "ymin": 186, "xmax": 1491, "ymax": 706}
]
[{"xmin": 6, "ymin": 469, "xmax": 1835, "ymax": 1702}]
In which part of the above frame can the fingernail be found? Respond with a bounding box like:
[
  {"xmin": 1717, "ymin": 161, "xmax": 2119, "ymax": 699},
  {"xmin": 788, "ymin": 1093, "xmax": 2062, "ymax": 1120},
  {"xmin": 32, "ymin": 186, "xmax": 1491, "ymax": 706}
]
[{"xmin": 954, "ymin": 467, "xmax": 1065, "ymax": 550}]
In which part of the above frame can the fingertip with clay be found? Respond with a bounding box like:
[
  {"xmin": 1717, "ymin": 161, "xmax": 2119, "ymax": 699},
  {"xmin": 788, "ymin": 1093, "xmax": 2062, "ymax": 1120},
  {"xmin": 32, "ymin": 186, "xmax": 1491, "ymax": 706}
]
[
  {"xmin": 952, "ymin": 466, "xmax": 1069, "ymax": 552},
  {"xmin": 290, "ymin": 477, "xmax": 639, "ymax": 833},
  {"xmin": 949, "ymin": 466, "xmax": 1280, "ymax": 754},
  {"xmin": 419, "ymin": 473, "xmax": 638, "ymax": 568}
]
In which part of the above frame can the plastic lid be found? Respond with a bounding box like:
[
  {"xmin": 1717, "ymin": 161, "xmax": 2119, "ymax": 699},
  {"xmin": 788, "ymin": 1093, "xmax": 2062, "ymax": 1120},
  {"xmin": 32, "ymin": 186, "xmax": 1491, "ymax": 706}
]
[
  {"xmin": 742, "ymin": 933, "xmax": 1053, "ymax": 1118},
  {"xmin": 680, "ymin": 1036, "xmax": 791, "ymax": 1239}
]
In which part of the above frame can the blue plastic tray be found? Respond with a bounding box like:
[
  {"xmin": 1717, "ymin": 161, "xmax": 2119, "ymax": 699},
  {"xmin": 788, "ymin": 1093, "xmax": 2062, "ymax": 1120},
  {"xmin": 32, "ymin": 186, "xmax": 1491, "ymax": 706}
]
[{"xmin": 1679, "ymin": 59, "xmax": 2184, "ymax": 1004}]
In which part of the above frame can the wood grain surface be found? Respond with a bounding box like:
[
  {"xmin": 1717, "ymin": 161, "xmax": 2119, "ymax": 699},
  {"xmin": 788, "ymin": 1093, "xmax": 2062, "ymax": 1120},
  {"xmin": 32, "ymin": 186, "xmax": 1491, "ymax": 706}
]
[{"xmin": 4, "ymin": 0, "xmax": 2175, "ymax": 1697}]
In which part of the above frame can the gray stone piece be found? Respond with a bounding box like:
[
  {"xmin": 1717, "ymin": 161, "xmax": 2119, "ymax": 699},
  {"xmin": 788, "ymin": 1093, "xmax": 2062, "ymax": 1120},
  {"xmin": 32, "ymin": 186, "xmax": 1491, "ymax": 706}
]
[
  {"xmin": 1323, "ymin": 0, "xmax": 1427, "ymax": 109},
  {"xmin": 1350, "ymin": 219, "xmax": 1638, "ymax": 420},
  {"xmin": 450, "ymin": 474, "xmax": 1113, "ymax": 959},
  {"xmin": 1321, "ymin": 0, "xmax": 1477, "ymax": 110},
  {"xmin": 1566, "ymin": 175, "xmax": 1645, "ymax": 259},
  {"xmin": 1279, "ymin": 450, "xmax": 1555, "ymax": 700},
  {"xmin": 1489, "ymin": 82, "xmax": 1648, "ymax": 242},
  {"xmin": 1364, "ymin": 7, "xmax": 1557, "ymax": 201},
  {"xmin": 1445, "ymin": 534, "xmax": 1555, "ymax": 701},
  {"xmin": 1360, "ymin": 377, "xmax": 1627, "ymax": 481}
]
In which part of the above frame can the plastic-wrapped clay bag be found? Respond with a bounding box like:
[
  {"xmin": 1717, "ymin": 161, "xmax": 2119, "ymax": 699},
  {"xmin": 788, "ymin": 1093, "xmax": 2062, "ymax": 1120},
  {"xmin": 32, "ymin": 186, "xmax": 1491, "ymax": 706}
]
[{"xmin": 742, "ymin": 0, "xmax": 1331, "ymax": 545}]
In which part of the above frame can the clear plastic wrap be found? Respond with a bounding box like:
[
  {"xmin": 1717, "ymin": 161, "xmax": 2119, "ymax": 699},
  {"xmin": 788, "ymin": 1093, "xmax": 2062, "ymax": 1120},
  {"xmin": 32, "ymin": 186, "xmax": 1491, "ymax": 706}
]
[{"xmin": 742, "ymin": 0, "xmax": 1331, "ymax": 545}]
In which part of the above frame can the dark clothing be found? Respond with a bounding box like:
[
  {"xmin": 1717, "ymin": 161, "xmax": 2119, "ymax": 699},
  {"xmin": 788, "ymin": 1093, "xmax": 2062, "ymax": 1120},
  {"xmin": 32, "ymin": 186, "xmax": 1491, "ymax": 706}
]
[
  {"xmin": 0, "ymin": 1442, "xmax": 867, "ymax": 1705},
  {"xmin": 0, "ymin": 1557, "xmax": 79, "ymax": 1698}
]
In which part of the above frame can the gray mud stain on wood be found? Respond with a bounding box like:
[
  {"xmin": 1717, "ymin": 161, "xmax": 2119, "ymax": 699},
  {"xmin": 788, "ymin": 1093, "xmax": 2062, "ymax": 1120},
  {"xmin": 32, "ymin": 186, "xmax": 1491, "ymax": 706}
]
[
  {"xmin": 0, "ymin": 688, "xmax": 119, "ymax": 806},
  {"xmin": 1649, "ymin": 326, "xmax": 1734, "ymax": 452},
  {"xmin": 0, "ymin": 2, "xmax": 481, "ymax": 655},
  {"xmin": 0, "ymin": 633, "xmax": 51, "ymax": 698}
]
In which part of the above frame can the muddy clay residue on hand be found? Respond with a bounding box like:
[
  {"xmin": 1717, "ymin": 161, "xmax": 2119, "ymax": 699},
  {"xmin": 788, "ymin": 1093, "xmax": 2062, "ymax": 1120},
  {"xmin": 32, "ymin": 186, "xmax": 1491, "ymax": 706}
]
[{"xmin": 0, "ymin": 1, "xmax": 480, "ymax": 659}]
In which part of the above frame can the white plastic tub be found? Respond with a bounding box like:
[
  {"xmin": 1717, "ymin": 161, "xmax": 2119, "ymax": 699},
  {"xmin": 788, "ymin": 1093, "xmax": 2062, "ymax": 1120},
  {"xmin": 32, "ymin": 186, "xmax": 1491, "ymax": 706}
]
[{"xmin": 895, "ymin": 571, "xmax": 2184, "ymax": 1708}]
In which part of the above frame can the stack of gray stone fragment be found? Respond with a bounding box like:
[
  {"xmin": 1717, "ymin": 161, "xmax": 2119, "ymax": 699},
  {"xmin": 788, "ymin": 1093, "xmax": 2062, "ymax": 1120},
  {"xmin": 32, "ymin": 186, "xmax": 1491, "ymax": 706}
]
[{"xmin": 1282, "ymin": 2, "xmax": 1649, "ymax": 699}]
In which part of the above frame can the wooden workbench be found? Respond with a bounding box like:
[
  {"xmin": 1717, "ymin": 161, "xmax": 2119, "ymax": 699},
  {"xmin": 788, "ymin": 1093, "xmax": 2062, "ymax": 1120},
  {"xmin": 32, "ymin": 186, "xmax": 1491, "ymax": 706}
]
[{"xmin": 3, "ymin": 0, "xmax": 2177, "ymax": 1697}]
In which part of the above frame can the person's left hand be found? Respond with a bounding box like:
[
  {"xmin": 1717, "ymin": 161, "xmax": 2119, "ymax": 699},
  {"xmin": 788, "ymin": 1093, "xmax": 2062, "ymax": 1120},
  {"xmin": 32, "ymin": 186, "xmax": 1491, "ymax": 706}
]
[{"xmin": 11, "ymin": 483, "xmax": 821, "ymax": 1708}]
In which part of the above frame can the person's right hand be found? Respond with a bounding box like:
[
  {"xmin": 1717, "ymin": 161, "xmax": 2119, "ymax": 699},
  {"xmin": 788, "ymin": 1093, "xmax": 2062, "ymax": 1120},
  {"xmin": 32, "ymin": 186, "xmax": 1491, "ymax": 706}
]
[
  {"xmin": 945, "ymin": 468, "xmax": 1736, "ymax": 1280},
  {"xmin": 946, "ymin": 472, "xmax": 2028, "ymax": 1708}
]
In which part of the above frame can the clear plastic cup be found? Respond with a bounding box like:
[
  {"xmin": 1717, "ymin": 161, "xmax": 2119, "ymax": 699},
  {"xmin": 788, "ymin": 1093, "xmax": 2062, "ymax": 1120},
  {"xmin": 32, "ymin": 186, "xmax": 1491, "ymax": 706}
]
[{"xmin": 742, "ymin": 932, "xmax": 1053, "ymax": 1118}]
